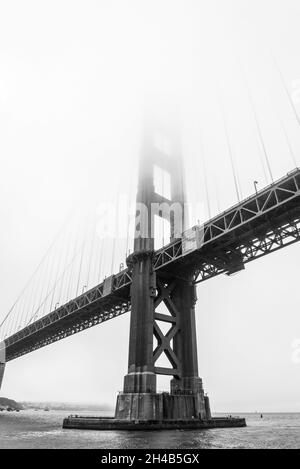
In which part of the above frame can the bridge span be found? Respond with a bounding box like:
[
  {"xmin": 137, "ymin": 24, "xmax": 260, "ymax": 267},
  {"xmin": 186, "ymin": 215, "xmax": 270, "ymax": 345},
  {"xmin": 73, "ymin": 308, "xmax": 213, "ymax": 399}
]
[{"xmin": 4, "ymin": 167, "xmax": 300, "ymax": 362}]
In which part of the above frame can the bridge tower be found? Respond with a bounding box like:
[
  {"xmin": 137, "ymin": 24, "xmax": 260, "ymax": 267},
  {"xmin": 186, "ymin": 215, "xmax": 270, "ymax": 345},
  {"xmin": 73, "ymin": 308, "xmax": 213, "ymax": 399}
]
[{"xmin": 115, "ymin": 114, "xmax": 211, "ymax": 421}]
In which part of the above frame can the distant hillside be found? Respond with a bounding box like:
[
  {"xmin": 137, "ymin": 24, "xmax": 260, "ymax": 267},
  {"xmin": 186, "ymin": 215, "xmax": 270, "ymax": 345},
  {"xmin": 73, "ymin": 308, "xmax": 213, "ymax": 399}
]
[
  {"xmin": 21, "ymin": 401, "xmax": 113, "ymax": 411},
  {"xmin": 0, "ymin": 397, "xmax": 23, "ymax": 411}
]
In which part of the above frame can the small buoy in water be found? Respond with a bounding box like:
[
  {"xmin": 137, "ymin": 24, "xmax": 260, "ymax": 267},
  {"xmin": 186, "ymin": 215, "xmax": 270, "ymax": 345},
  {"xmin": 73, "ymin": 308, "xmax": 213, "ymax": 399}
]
[{"xmin": 260, "ymin": 414, "xmax": 263, "ymax": 419}]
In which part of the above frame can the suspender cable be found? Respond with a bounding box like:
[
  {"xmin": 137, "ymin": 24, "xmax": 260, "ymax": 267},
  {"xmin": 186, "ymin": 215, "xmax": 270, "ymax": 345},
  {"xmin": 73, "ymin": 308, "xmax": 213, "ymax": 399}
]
[
  {"xmin": 97, "ymin": 236, "xmax": 105, "ymax": 283},
  {"xmin": 237, "ymin": 59, "xmax": 273, "ymax": 183},
  {"xmin": 246, "ymin": 82, "xmax": 274, "ymax": 183},
  {"xmin": 280, "ymin": 119, "xmax": 297, "ymax": 167},
  {"xmin": 26, "ymin": 245, "xmax": 85, "ymax": 326},
  {"xmin": 86, "ymin": 214, "xmax": 97, "ymax": 289},
  {"xmin": 57, "ymin": 225, "xmax": 74, "ymax": 305},
  {"xmin": 23, "ymin": 275, "xmax": 38, "ymax": 330},
  {"xmin": 111, "ymin": 174, "xmax": 122, "ymax": 275},
  {"xmin": 42, "ymin": 245, "xmax": 58, "ymax": 317},
  {"xmin": 34, "ymin": 231, "xmax": 60, "ymax": 326},
  {"xmin": 65, "ymin": 217, "xmax": 81, "ymax": 302},
  {"xmin": 126, "ymin": 156, "xmax": 138, "ymax": 257},
  {"xmin": 273, "ymin": 55, "xmax": 300, "ymax": 129},
  {"xmin": 75, "ymin": 217, "xmax": 89, "ymax": 297},
  {"xmin": 267, "ymin": 59, "xmax": 298, "ymax": 168},
  {"xmin": 110, "ymin": 222, "xmax": 117, "ymax": 276},
  {"xmin": 214, "ymin": 176, "xmax": 221, "ymax": 213},
  {"xmin": 0, "ymin": 207, "xmax": 78, "ymax": 336},
  {"xmin": 0, "ymin": 221, "xmax": 69, "ymax": 331},
  {"xmin": 199, "ymin": 130, "xmax": 211, "ymax": 219},
  {"xmin": 49, "ymin": 225, "xmax": 68, "ymax": 313},
  {"xmin": 126, "ymin": 181, "xmax": 134, "ymax": 257},
  {"xmin": 218, "ymin": 90, "xmax": 241, "ymax": 202},
  {"xmin": 17, "ymin": 286, "xmax": 31, "ymax": 333}
]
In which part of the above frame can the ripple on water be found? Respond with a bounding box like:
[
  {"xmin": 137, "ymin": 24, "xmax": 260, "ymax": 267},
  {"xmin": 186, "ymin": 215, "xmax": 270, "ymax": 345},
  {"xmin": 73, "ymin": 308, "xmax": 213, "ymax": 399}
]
[{"xmin": 0, "ymin": 411, "xmax": 300, "ymax": 449}]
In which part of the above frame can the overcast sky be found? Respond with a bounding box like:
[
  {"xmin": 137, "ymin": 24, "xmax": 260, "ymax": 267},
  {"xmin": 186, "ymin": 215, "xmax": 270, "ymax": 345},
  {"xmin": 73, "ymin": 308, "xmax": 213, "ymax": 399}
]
[{"xmin": 1, "ymin": 0, "xmax": 300, "ymax": 412}]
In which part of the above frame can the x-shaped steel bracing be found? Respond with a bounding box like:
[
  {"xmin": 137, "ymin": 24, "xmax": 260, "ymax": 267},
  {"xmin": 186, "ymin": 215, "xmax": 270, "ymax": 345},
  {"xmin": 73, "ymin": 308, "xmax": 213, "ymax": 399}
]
[{"xmin": 153, "ymin": 278, "xmax": 181, "ymax": 378}]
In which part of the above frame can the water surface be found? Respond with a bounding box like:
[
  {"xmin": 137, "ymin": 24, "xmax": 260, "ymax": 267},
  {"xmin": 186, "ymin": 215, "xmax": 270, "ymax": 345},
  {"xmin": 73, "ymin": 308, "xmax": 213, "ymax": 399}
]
[{"xmin": 0, "ymin": 410, "xmax": 299, "ymax": 449}]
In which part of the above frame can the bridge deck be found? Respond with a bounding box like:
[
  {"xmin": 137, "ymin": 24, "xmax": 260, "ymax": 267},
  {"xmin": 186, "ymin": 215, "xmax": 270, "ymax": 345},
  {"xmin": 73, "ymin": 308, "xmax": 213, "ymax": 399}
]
[{"xmin": 5, "ymin": 168, "xmax": 300, "ymax": 361}]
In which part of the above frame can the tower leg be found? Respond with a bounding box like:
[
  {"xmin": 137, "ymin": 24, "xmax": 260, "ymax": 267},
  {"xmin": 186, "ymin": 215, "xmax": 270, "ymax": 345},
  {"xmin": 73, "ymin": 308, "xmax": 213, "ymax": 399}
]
[
  {"xmin": 170, "ymin": 278, "xmax": 207, "ymax": 419},
  {"xmin": 115, "ymin": 250, "xmax": 160, "ymax": 421}
]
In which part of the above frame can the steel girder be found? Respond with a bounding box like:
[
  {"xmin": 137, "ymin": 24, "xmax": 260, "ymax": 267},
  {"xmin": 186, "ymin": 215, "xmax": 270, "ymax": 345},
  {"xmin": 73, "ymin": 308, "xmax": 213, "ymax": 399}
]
[
  {"xmin": 154, "ymin": 168, "xmax": 300, "ymax": 271},
  {"xmin": 5, "ymin": 270, "xmax": 132, "ymax": 361},
  {"xmin": 193, "ymin": 216, "xmax": 300, "ymax": 283},
  {"xmin": 6, "ymin": 297, "xmax": 131, "ymax": 361}
]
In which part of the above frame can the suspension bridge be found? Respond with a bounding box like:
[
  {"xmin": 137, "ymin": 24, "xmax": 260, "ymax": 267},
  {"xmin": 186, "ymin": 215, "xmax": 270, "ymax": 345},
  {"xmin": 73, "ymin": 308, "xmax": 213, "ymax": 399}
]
[{"xmin": 1, "ymin": 62, "xmax": 300, "ymax": 428}]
